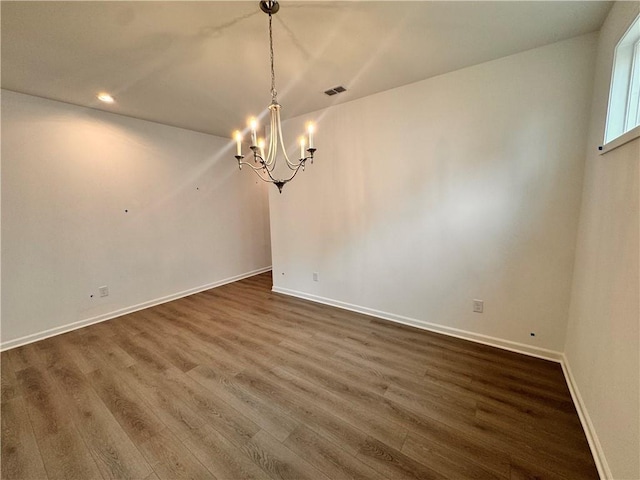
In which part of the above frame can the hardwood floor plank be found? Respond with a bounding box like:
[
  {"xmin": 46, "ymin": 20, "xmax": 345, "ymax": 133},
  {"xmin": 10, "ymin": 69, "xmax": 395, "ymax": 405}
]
[
  {"xmin": 164, "ymin": 316, "xmax": 263, "ymax": 371},
  {"xmin": 38, "ymin": 426, "xmax": 105, "ymax": 480},
  {"xmin": 384, "ymin": 383, "xmax": 477, "ymax": 426},
  {"xmin": 339, "ymin": 351, "xmax": 477, "ymax": 411},
  {"xmin": 160, "ymin": 317, "xmax": 251, "ymax": 375},
  {"xmin": 34, "ymin": 335, "xmax": 74, "ymax": 369},
  {"xmin": 395, "ymin": 415, "xmax": 511, "ymax": 478},
  {"xmin": 214, "ymin": 319, "xmax": 403, "ymax": 407},
  {"xmin": 473, "ymin": 410, "xmax": 599, "ymax": 479},
  {"xmin": 90, "ymin": 335, "xmax": 137, "ymax": 371},
  {"xmin": 132, "ymin": 312, "xmax": 232, "ymax": 373},
  {"xmin": 366, "ymin": 318, "xmax": 562, "ymax": 380},
  {"xmin": 194, "ymin": 293, "xmax": 315, "ymax": 344},
  {"xmin": 15, "ymin": 365, "xmax": 104, "ymax": 479},
  {"xmin": 138, "ymin": 429, "xmax": 214, "ymax": 480},
  {"xmin": 0, "ymin": 355, "xmax": 19, "ymax": 403},
  {"xmin": 283, "ymin": 425, "xmax": 387, "ymax": 480},
  {"xmin": 45, "ymin": 348, "xmax": 153, "ymax": 480},
  {"xmin": 473, "ymin": 389, "xmax": 583, "ymax": 431},
  {"xmin": 278, "ymin": 339, "xmax": 389, "ymax": 395},
  {"xmin": 356, "ymin": 435, "xmax": 442, "ymax": 480},
  {"xmin": 234, "ymin": 368, "xmax": 370, "ymax": 456},
  {"xmin": 187, "ymin": 365, "xmax": 297, "ymax": 442},
  {"xmin": 401, "ymin": 431, "xmax": 507, "ymax": 479},
  {"xmin": 475, "ymin": 399, "xmax": 590, "ymax": 449},
  {"xmin": 109, "ymin": 329, "xmax": 171, "ymax": 374},
  {"xmin": 508, "ymin": 454, "xmax": 571, "ymax": 480},
  {"xmin": 241, "ymin": 429, "xmax": 331, "ymax": 480},
  {"xmin": 332, "ymin": 345, "xmax": 427, "ymax": 378},
  {"xmin": 58, "ymin": 331, "xmax": 106, "ymax": 375},
  {"xmin": 278, "ymin": 355, "xmax": 478, "ymax": 453},
  {"xmin": 160, "ymin": 366, "xmax": 263, "ymax": 446},
  {"xmin": 470, "ymin": 375, "xmax": 577, "ymax": 413},
  {"xmin": 16, "ymin": 366, "xmax": 74, "ymax": 436},
  {"xmin": 270, "ymin": 366, "xmax": 408, "ymax": 450},
  {"xmin": 87, "ymin": 367, "xmax": 166, "ymax": 445},
  {"xmin": 130, "ymin": 330, "xmax": 199, "ymax": 373},
  {"xmin": 116, "ymin": 364, "xmax": 207, "ymax": 441},
  {"xmin": 182, "ymin": 426, "xmax": 271, "ymax": 480},
  {"xmin": 5, "ymin": 343, "xmax": 44, "ymax": 373},
  {"xmin": 1, "ymin": 396, "xmax": 48, "ymax": 480}
]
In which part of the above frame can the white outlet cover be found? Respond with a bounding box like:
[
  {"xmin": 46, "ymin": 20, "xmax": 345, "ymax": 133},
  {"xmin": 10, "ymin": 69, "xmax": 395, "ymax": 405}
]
[{"xmin": 473, "ymin": 299, "xmax": 483, "ymax": 313}]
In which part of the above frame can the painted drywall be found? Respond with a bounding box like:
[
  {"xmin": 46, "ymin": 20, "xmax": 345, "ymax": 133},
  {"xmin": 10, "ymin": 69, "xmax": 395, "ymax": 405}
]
[
  {"xmin": 1, "ymin": 90, "xmax": 271, "ymax": 347},
  {"xmin": 270, "ymin": 34, "xmax": 597, "ymax": 356},
  {"xmin": 565, "ymin": 3, "xmax": 640, "ymax": 479}
]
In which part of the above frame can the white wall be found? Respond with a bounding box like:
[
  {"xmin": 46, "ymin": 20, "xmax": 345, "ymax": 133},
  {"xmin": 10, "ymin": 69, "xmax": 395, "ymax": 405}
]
[
  {"xmin": 565, "ymin": 3, "xmax": 640, "ymax": 479},
  {"xmin": 1, "ymin": 90, "xmax": 271, "ymax": 348},
  {"xmin": 270, "ymin": 34, "xmax": 597, "ymax": 357}
]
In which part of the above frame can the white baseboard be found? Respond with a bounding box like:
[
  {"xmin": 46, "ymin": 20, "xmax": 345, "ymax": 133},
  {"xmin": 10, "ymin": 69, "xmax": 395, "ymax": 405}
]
[
  {"xmin": 271, "ymin": 286, "xmax": 563, "ymax": 362},
  {"xmin": 0, "ymin": 266, "xmax": 272, "ymax": 352},
  {"xmin": 561, "ymin": 354, "xmax": 610, "ymax": 480}
]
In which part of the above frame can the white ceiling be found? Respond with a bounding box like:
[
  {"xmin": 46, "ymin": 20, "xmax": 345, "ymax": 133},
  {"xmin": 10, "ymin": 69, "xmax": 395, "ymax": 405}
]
[{"xmin": 1, "ymin": 1, "xmax": 612, "ymax": 138}]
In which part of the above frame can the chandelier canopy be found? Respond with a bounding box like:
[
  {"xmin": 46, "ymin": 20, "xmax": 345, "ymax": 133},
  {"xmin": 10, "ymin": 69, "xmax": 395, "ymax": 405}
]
[{"xmin": 233, "ymin": 0, "xmax": 316, "ymax": 193}]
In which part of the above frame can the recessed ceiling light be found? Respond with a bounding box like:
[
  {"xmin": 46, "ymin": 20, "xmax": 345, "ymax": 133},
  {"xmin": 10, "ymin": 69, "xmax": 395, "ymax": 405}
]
[{"xmin": 97, "ymin": 92, "xmax": 115, "ymax": 103}]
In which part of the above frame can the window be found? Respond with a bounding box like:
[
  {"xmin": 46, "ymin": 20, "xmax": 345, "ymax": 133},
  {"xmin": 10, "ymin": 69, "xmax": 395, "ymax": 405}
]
[{"xmin": 604, "ymin": 14, "xmax": 640, "ymax": 144}]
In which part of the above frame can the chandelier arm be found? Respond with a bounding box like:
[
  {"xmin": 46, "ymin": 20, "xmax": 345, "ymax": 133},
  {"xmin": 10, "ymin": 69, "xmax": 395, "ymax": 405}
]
[
  {"xmin": 274, "ymin": 107, "xmax": 300, "ymax": 169},
  {"xmin": 238, "ymin": 160, "xmax": 269, "ymax": 174},
  {"xmin": 249, "ymin": 148, "xmax": 276, "ymax": 172},
  {"xmin": 264, "ymin": 110, "xmax": 278, "ymax": 166},
  {"xmin": 257, "ymin": 157, "xmax": 302, "ymax": 185},
  {"xmin": 279, "ymin": 160, "xmax": 305, "ymax": 183},
  {"xmin": 237, "ymin": 163, "xmax": 277, "ymax": 184},
  {"xmin": 262, "ymin": 154, "xmax": 277, "ymax": 172},
  {"xmin": 267, "ymin": 135, "xmax": 276, "ymax": 166},
  {"xmin": 238, "ymin": 152, "xmax": 310, "ymax": 189},
  {"xmin": 251, "ymin": 152, "xmax": 307, "ymax": 185},
  {"xmin": 260, "ymin": 159, "xmax": 276, "ymax": 172}
]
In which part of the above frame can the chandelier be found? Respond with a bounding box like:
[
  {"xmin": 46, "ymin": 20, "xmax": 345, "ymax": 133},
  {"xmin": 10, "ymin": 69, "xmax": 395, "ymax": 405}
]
[{"xmin": 233, "ymin": 0, "xmax": 316, "ymax": 193}]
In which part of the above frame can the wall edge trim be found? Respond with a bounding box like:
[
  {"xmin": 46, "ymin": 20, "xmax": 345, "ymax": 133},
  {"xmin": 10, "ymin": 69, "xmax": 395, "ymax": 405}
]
[
  {"xmin": 0, "ymin": 266, "xmax": 272, "ymax": 351},
  {"xmin": 560, "ymin": 353, "xmax": 611, "ymax": 480},
  {"xmin": 271, "ymin": 286, "xmax": 563, "ymax": 362}
]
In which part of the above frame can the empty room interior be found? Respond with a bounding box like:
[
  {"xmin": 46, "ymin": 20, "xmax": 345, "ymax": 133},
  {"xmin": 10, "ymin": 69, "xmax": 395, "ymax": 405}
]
[{"xmin": 1, "ymin": 1, "xmax": 639, "ymax": 479}]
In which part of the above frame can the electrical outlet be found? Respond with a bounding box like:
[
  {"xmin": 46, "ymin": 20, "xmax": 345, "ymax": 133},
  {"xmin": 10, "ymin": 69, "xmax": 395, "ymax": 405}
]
[
  {"xmin": 313, "ymin": 272, "xmax": 319, "ymax": 282},
  {"xmin": 473, "ymin": 299, "xmax": 483, "ymax": 313},
  {"xmin": 99, "ymin": 286, "xmax": 109, "ymax": 297}
]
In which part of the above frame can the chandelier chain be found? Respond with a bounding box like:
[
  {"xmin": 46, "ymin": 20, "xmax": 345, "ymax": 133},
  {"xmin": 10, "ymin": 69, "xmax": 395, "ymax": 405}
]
[{"xmin": 269, "ymin": 13, "xmax": 277, "ymax": 104}]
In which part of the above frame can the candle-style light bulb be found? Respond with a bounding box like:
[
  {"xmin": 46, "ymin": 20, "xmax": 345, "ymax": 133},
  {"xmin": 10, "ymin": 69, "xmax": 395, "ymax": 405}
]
[
  {"xmin": 234, "ymin": 130, "xmax": 242, "ymax": 156},
  {"xmin": 307, "ymin": 123, "xmax": 315, "ymax": 149},
  {"xmin": 258, "ymin": 138, "xmax": 266, "ymax": 159},
  {"xmin": 299, "ymin": 137, "xmax": 306, "ymax": 159}
]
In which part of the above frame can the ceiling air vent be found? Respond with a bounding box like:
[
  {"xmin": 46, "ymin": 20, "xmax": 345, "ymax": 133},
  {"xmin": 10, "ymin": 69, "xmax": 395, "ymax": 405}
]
[{"xmin": 324, "ymin": 85, "xmax": 347, "ymax": 96}]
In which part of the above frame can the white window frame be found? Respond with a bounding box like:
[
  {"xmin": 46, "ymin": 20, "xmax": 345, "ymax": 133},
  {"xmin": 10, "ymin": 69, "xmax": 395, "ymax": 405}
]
[
  {"xmin": 624, "ymin": 38, "xmax": 640, "ymax": 131},
  {"xmin": 603, "ymin": 14, "xmax": 640, "ymax": 149}
]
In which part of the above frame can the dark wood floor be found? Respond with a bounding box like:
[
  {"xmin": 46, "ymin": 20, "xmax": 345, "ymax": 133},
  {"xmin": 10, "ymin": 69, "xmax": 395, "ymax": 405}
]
[{"xmin": 1, "ymin": 272, "xmax": 598, "ymax": 480}]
